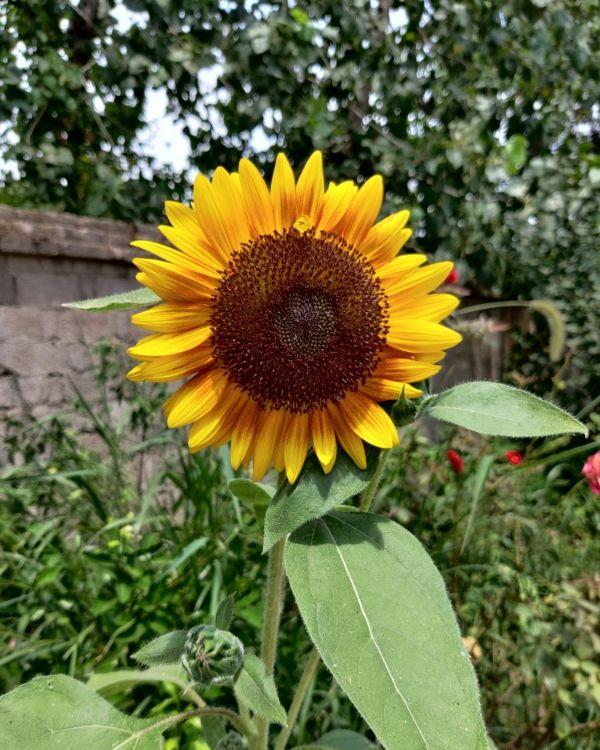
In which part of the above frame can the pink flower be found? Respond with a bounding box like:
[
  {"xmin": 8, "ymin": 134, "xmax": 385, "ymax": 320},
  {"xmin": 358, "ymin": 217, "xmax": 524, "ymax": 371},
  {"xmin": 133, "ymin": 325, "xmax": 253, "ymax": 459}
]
[
  {"xmin": 582, "ymin": 451, "xmax": 600, "ymax": 495},
  {"xmin": 447, "ymin": 449, "xmax": 464, "ymax": 473},
  {"xmin": 446, "ymin": 267, "xmax": 459, "ymax": 285},
  {"xmin": 505, "ymin": 450, "xmax": 523, "ymax": 465}
]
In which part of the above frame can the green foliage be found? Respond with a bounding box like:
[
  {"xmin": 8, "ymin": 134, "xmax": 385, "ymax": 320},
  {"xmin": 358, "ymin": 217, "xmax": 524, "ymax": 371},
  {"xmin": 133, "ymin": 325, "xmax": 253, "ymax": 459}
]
[
  {"xmin": 133, "ymin": 631, "xmax": 188, "ymax": 668},
  {"xmin": 422, "ymin": 382, "xmax": 588, "ymax": 437},
  {"xmin": 63, "ymin": 288, "xmax": 160, "ymax": 312},
  {"xmin": 263, "ymin": 449, "xmax": 379, "ymax": 552},
  {"xmin": 1, "ymin": 343, "xmax": 598, "ymax": 748},
  {"xmin": 0, "ymin": 674, "xmax": 163, "ymax": 749},
  {"xmin": 286, "ymin": 512, "xmax": 488, "ymax": 750},
  {"xmin": 233, "ymin": 654, "xmax": 287, "ymax": 727}
]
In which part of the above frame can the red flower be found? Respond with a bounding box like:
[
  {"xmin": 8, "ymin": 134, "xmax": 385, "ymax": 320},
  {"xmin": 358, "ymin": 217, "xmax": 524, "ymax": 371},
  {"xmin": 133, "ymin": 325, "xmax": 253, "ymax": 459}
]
[
  {"xmin": 582, "ymin": 451, "xmax": 600, "ymax": 496},
  {"xmin": 505, "ymin": 450, "xmax": 523, "ymax": 465},
  {"xmin": 445, "ymin": 267, "xmax": 459, "ymax": 285},
  {"xmin": 447, "ymin": 449, "xmax": 464, "ymax": 473}
]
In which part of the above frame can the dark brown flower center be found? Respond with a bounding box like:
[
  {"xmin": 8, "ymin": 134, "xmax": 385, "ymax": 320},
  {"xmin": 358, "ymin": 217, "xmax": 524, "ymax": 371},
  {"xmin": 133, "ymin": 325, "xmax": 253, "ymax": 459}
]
[{"xmin": 210, "ymin": 228, "xmax": 389, "ymax": 413}]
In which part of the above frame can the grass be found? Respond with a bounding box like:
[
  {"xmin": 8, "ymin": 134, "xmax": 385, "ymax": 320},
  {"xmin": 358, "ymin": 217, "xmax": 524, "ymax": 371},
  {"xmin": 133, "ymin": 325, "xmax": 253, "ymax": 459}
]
[{"xmin": 0, "ymin": 342, "xmax": 598, "ymax": 748}]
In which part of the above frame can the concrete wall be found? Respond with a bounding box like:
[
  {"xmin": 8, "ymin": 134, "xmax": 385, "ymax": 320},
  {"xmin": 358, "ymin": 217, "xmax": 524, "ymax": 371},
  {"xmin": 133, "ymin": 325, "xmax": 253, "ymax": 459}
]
[{"xmin": 0, "ymin": 206, "xmax": 159, "ymax": 428}]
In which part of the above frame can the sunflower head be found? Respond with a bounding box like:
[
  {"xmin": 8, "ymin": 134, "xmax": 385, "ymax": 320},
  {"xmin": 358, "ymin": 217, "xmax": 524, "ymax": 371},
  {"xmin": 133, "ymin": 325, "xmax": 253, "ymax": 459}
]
[{"xmin": 128, "ymin": 152, "xmax": 461, "ymax": 483}]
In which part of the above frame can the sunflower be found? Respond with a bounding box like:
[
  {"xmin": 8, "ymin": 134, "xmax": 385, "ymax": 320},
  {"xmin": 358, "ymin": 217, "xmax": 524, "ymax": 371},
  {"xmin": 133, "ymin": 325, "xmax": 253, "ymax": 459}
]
[{"xmin": 128, "ymin": 152, "xmax": 461, "ymax": 482}]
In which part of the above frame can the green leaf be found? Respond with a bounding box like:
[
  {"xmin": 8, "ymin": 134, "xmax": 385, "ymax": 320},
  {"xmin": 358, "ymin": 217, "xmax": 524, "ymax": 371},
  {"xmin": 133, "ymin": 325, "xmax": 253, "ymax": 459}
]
[
  {"xmin": 0, "ymin": 674, "xmax": 162, "ymax": 748},
  {"xmin": 317, "ymin": 729, "xmax": 376, "ymax": 749},
  {"xmin": 88, "ymin": 666, "xmax": 188, "ymax": 696},
  {"xmin": 460, "ymin": 454, "xmax": 495, "ymax": 556},
  {"xmin": 133, "ymin": 630, "xmax": 187, "ymax": 666},
  {"xmin": 422, "ymin": 382, "xmax": 588, "ymax": 438},
  {"xmin": 228, "ymin": 479, "xmax": 274, "ymax": 507},
  {"xmin": 215, "ymin": 593, "xmax": 236, "ymax": 630},
  {"xmin": 285, "ymin": 512, "xmax": 488, "ymax": 750},
  {"xmin": 504, "ymin": 134, "xmax": 528, "ymax": 173},
  {"xmin": 233, "ymin": 654, "xmax": 287, "ymax": 726},
  {"xmin": 62, "ymin": 288, "xmax": 160, "ymax": 312},
  {"xmin": 262, "ymin": 448, "xmax": 379, "ymax": 552}
]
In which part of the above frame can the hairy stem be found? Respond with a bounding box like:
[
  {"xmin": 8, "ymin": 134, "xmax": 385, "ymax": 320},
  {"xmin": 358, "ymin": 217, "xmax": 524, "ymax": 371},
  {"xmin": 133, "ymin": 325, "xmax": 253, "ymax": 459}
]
[
  {"xmin": 113, "ymin": 706, "xmax": 250, "ymax": 749},
  {"xmin": 359, "ymin": 449, "xmax": 389, "ymax": 512},
  {"xmin": 256, "ymin": 537, "xmax": 287, "ymax": 749},
  {"xmin": 274, "ymin": 649, "xmax": 320, "ymax": 750}
]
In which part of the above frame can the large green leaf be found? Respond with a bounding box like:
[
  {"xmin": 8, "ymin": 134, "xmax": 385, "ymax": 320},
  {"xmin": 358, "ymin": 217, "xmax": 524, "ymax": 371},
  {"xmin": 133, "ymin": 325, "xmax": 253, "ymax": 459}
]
[
  {"xmin": 63, "ymin": 288, "xmax": 159, "ymax": 312},
  {"xmin": 317, "ymin": 729, "xmax": 376, "ymax": 749},
  {"xmin": 421, "ymin": 382, "xmax": 587, "ymax": 438},
  {"xmin": 233, "ymin": 654, "xmax": 287, "ymax": 726},
  {"xmin": 0, "ymin": 674, "xmax": 163, "ymax": 749},
  {"xmin": 263, "ymin": 448, "xmax": 379, "ymax": 552},
  {"xmin": 285, "ymin": 512, "xmax": 488, "ymax": 750}
]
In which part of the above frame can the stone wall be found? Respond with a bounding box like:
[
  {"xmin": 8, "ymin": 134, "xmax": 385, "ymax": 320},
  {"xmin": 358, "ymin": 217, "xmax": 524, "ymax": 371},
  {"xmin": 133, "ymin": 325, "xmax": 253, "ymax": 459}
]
[
  {"xmin": 0, "ymin": 206, "xmax": 159, "ymax": 429},
  {"xmin": 0, "ymin": 204, "xmax": 509, "ymax": 436}
]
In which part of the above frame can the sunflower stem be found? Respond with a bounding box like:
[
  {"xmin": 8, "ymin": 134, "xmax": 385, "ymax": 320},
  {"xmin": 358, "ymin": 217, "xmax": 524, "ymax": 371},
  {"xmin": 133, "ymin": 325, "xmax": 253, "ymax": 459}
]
[
  {"xmin": 359, "ymin": 449, "xmax": 389, "ymax": 513},
  {"xmin": 256, "ymin": 536, "xmax": 287, "ymax": 750},
  {"xmin": 274, "ymin": 648, "xmax": 320, "ymax": 750}
]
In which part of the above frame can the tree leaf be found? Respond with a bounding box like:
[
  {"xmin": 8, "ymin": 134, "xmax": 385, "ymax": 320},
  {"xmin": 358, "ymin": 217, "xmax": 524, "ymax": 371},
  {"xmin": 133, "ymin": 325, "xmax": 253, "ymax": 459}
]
[
  {"xmin": 0, "ymin": 674, "xmax": 163, "ymax": 748},
  {"xmin": 262, "ymin": 448, "xmax": 379, "ymax": 552},
  {"xmin": 63, "ymin": 288, "xmax": 160, "ymax": 312},
  {"xmin": 87, "ymin": 666, "xmax": 188, "ymax": 696},
  {"xmin": 132, "ymin": 630, "xmax": 187, "ymax": 667},
  {"xmin": 215, "ymin": 593, "xmax": 236, "ymax": 630},
  {"xmin": 285, "ymin": 512, "xmax": 488, "ymax": 750},
  {"xmin": 317, "ymin": 729, "xmax": 376, "ymax": 749},
  {"xmin": 233, "ymin": 654, "xmax": 287, "ymax": 726},
  {"xmin": 421, "ymin": 382, "xmax": 588, "ymax": 438}
]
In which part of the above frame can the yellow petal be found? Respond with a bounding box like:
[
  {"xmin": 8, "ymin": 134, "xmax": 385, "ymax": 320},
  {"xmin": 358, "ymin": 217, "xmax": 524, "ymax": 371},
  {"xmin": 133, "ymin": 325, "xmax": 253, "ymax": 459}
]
[
  {"xmin": 193, "ymin": 174, "xmax": 237, "ymax": 261},
  {"xmin": 284, "ymin": 413, "xmax": 310, "ymax": 483},
  {"xmin": 230, "ymin": 400, "xmax": 259, "ymax": 470},
  {"xmin": 133, "ymin": 258, "xmax": 214, "ymax": 302},
  {"xmin": 389, "ymin": 293, "xmax": 459, "ymax": 322},
  {"xmin": 387, "ymin": 319, "xmax": 462, "ymax": 353},
  {"xmin": 131, "ymin": 240, "xmax": 218, "ymax": 280},
  {"xmin": 360, "ymin": 378, "xmax": 423, "ymax": 401},
  {"xmin": 418, "ymin": 351, "xmax": 446, "ymax": 364},
  {"xmin": 317, "ymin": 181, "xmax": 358, "ymax": 233},
  {"xmin": 271, "ymin": 153, "xmax": 296, "ymax": 231},
  {"xmin": 296, "ymin": 151, "xmax": 324, "ymax": 225},
  {"xmin": 273, "ymin": 411, "xmax": 292, "ymax": 473},
  {"xmin": 188, "ymin": 386, "xmax": 244, "ymax": 452},
  {"xmin": 128, "ymin": 326, "xmax": 211, "ymax": 359},
  {"xmin": 340, "ymin": 175, "xmax": 384, "ymax": 247},
  {"xmin": 252, "ymin": 409, "xmax": 286, "ymax": 481},
  {"xmin": 163, "ymin": 368, "xmax": 228, "ymax": 428},
  {"xmin": 127, "ymin": 347, "xmax": 213, "ymax": 382},
  {"xmin": 310, "ymin": 409, "xmax": 337, "ymax": 470},
  {"xmin": 158, "ymin": 225, "xmax": 223, "ymax": 276},
  {"xmin": 212, "ymin": 167, "xmax": 251, "ymax": 248},
  {"xmin": 239, "ymin": 158, "xmax": 276, "ymax": 236},
  {"xmin": 131, "ymin": 303, "xmax": 211, "ymax": 333},
  {"xmin": 384, "ymin": 262, "xmax": 453, "ymax": 299},
  {"xmin": 338, "ymin": 391, "xmax": 398, "ymax": 448},
  {"xmin": 376, "ymin": 254, "xmax": 427, "ymax": 280},
  {"xmin": 327, "ymin": 401, "xmax": 366, "ymax": 470},
  {"xmin": 375, "ymin": 357, "xmax": 441, "ymax": 382},
  {"xmin": 361, "ymin": 211, "xmax": 411, "ymax": 266},
  {"xmin": 164, "ymin": 201, "xmax": 203, "ymax": 237}
]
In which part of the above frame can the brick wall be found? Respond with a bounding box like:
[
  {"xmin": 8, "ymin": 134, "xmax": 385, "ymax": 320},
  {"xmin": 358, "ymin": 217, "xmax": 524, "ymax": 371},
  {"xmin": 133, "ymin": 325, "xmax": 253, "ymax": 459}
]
[{"xmin": 0, "ymin": 206, "xmax": 159, "ymax": 429}]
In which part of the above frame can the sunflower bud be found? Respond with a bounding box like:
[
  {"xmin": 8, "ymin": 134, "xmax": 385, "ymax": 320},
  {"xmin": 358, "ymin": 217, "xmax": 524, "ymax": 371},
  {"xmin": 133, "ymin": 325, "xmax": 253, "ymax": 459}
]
[
  {"xmin": 215, "ymin": 731, "xmax": 249, "ymax": 750},
  {"xmin": 391, "ymin": 388, "xmax": 421, "ymax": 426},
  {"xmin": 181, "ymin": 624, "xmax": 244, "ymax": 686}
]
